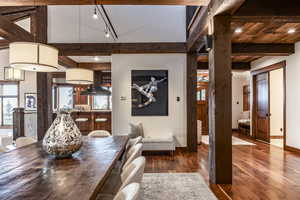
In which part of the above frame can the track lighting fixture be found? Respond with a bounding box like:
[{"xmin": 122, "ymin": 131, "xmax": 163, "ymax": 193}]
[
  {"xmin": 92, "ymin": 4, "xmax": 118, "ymax": 40},
  {"xmin": 104, "ymin": 26, "xmax": 110, "ymax": 38},
  {"xmin": 93, "ymin": 7, "xmax": 98, "ymax": 19}
]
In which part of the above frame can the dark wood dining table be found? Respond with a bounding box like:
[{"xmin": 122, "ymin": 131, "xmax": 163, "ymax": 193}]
[{"xmin": 0, "ymin": 136, "xmax": 128, "ymax": 200}]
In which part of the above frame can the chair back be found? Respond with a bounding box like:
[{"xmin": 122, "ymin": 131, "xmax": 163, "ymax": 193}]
[
  {"xmin": 126, "ymin": 136, "xmax": 143, "ymax": 151},
  {"xmin": 88, "ymin": 130, "xmax": 110, "ymax": 137},
  {"xmin": 0, "ymin": 146, "xmax": 5, "ymax": 153},
  {"xmin": 16, "ymin": 137, "xmax": 36, "ymax": 148},
  {"xmin": 120, "ymin": 156, "xmax": 145, "ymax": 190},
  {"xmin": 113, "ymin": 183, "xmax": 140, "ymax": 200},
  {"xmin": 123, "ymin": 143, "xmax": 143, "ymax": 169}
]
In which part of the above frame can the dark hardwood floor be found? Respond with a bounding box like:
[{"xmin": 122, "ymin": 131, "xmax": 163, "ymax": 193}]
[{"xmin": 144, "ymin": 133, "xmax": 300, "ymax": 200}]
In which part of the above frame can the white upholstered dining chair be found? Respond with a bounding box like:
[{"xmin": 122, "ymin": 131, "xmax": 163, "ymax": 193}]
[
  {"xmin": 16, "ymin": 137, "xmax": 36, "ymax": 148},
  {"xmin": 123, "ymin": 143, "xmax": 143, "ymax": 169},
  {"xmin": 113, "ymin": 183, "xmax": 141, "ymax": 200},
  {"xmin": 88, "ymin": 130, "xmax": 110, "ymax": 137},
  {"xmin": 126, "ymin": 136, "xmax": 143, "ymax": 151},
  {"xmin": 0, "ymin": 146, "xmax": 5, "ymax": 153},
  {"xmin": 120, "ymin": 156, "xmax": 145, "ymax": 190}
]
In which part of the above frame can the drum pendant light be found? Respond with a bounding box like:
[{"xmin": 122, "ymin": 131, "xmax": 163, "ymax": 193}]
[
  {"xmin": 66, "ymin": 68, "xmax": 94, "ymax": 85},
  {"xmin": 9, "ymin": 42, "xmax": 59, "ymax": 72}
]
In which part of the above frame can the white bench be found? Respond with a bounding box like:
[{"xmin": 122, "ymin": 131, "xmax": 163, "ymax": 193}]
[{"xmin": 142, "ymin": 133, "xmax": 175, "ymax": 155}]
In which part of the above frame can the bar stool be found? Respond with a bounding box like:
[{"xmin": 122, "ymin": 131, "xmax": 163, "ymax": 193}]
[
  {"xmin": 75, "ymin": 118, "xmax": 89, "ymax": 122},
  {"xmin": 95, "ymin": 118, "xmax": 107, "ymax": 122},
  {"xmin": 88, "ymin": 130, "xmax": 111, "ymax": 137}
]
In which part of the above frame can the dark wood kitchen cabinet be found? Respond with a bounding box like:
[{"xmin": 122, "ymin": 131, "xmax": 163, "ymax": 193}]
[{"xmin": 71, "ymin": 111, "xmax": 111, "ymax": 135}]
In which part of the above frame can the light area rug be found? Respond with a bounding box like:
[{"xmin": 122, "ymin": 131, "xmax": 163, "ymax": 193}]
[
  {"xmin": 142, "ymin": 173, "xmax": 217, "ymax": 200},
  {"xmin": 201, "ymin": 135, "xmax": 255, "ymax": 145}
]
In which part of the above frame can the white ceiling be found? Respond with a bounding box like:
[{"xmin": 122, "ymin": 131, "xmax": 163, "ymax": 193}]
[
  {"xmin": 48, "ymin": 5, "xmax": 186, "ymax": 43},
  {"xmin": 69, "ymin": 56, "xmax": 111, "ymax": 63},
  {"xmin": 15, "ymin": 18, "xmax": 31, "ymax": 33}
]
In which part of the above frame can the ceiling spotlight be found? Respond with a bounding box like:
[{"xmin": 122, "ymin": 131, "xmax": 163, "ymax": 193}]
[
  {"xmin": 234, "ymin": 28, "xmax": 243, "ymax": 34},
  {"xmin": 104, "ymin": 26, "xmax": 110, "ymax": 38},
  {"xmin": 288, "ymin": 28, "xmax": 296, "ymax": 34},
  {"xmin": 94, "ymin": 56, "xmax": 99, "ymax": 61},
  {"xmin": 93, "ymin": 7, "xmax": 98, "ymax": 19}
]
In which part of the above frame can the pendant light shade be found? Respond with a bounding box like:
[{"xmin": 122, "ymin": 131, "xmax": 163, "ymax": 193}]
[
  {"xmin": 9, "ymin": 42, "xmax": 59, "ymax": 72},
  {"xmin": 4, "ymin": 67, "xmax": 25, "ymax": 81},
  {"xmin": 66, "ymin": 68, "xmax": 94, "ymax": 85}
]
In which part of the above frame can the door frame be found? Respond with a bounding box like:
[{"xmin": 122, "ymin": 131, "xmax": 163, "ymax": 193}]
[{"xmin": 251, "ymin": 61, "xmax": 286, "ymax": 148}]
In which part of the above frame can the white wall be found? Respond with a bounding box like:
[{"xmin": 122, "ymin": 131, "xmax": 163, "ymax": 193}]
[
  {"xmin": 48, "ymin": 6, "xmax": 186, "ymax": 43},
  {"xmin": 0, "ymin": 49, "xmax": 37, "ymax": 107},
  {"xmin": 112, "ymin": 54, "xmax": 187, "ymax": 147},
  {"xmin": 251, "ymin": 41, "xmax": 300, "ymax": 149},
  {"xmin": 232, "ymin": 72, "xmax": 250, "ymax": 129},
  {"xmin": 270, "ymin": 68, "xmax": 284, "ymax": 136}
]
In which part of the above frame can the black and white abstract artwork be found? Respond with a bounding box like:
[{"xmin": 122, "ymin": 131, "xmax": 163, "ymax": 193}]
[
  {"xmin": 24, "ymin": 93, "xmax": 37, "ymax": 111},
  {"xmin": 131, "ymin": 70, "xmax": 168, "ymax": 116}
]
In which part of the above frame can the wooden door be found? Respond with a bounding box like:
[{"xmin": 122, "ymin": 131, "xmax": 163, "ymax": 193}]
[
  {"xmin": 197, "ymin": 82, "xmax": 209, "ymax": 135},
  {"xmin": 255, "ymin": 73, "xmax": 270, "ymax": 143}
]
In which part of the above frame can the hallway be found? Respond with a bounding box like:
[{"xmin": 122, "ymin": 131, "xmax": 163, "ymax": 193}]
[{"xmin": 145, "ymin": 133, "xmax": 300, "ymax": 200}]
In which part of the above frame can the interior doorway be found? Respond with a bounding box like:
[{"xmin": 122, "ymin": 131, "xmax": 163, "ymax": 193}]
[
  {"xmin": 197, "ymin": 82, "xmax": 209, "ymax": 135},
  {"xmin": 196, "ymin": 71, "xmax": 209, "ymax": 141},
  {"xmin": 252, "ymin": 61, "xmax": 286, "ymax": 148}
]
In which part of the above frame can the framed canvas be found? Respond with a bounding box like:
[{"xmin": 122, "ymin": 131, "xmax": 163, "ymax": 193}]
[
  {"xmin": 131, "ymin": 70, "xmax": 168, "ymax": 116},
  {"xmin": 24, "ymin": 93, "xmax": 37, "ymax": 111}
]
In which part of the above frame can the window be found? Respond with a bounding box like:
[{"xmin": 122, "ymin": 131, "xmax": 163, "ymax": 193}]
[
  {"xmin": 0, "ymin": 83, "xmax": 18, "ymax": 126},
  {"xmin": 92, "ymin": 87, "xmax": 112, "ymax": 110},
  {"xmin": 53, "ymin": 86, "xmax": 74, "ymax": 110}
]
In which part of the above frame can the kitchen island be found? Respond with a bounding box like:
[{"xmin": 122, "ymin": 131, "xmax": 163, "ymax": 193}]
[{"xmin": 53, "ymin": 110, "xmax": 111, "ymax": 135}]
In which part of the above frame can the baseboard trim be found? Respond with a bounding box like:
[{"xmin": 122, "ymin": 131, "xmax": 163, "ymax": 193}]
[{"xmin": 285, "ymin": 145, "xmax": 300, "ymax": 154}]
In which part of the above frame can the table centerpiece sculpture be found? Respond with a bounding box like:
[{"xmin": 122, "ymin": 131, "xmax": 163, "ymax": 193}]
[{"xmin": 43, "ymin": 109, "xmax": 82, "ymax": 158}]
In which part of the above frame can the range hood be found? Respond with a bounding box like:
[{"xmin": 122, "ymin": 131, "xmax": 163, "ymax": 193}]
[{"xmin": 80, "ymin": 71, "xmax": 111, "ymax": 96}]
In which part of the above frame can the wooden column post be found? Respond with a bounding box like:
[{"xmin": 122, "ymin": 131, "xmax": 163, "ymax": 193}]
[
  {"xmin": 187, "ymin": 53, "xmax": 198, "ymax": 152},
  {"xmin": 34, "ymin": 6, "xmax": 53, "ymax": 140},
  {"xmin": 37, "ymin": 73, "xmax": 53, "ymax": 140},
  {"xmin": 208, "ymin": 15, "xmax": 232, "ymax": 184}
]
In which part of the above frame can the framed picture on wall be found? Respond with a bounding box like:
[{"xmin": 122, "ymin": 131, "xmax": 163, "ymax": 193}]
[
  {"xmin": 24, "ymin": 93, "xmax": 37, "ymax": 111},
  {"xmin": 131, "ymin": 70, "xmax": 168, "ymax": 116}
]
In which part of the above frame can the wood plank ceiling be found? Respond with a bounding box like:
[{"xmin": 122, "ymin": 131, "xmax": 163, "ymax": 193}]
[
  {"xmin": 198, "ymin": 22, "xmax": 300, "ymax": 64},
  {"xmin": 189, "ymin": 0, "xmax": 300, "ymax": 67},
  {"xmin": 0, "ymin": 0, "xmax": 209, "ymax": 6}
]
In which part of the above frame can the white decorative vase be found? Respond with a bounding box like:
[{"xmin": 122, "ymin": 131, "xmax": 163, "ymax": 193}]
[{"xmin": 43, "ymin": 110, "xmax": 82, "ymax": 158}]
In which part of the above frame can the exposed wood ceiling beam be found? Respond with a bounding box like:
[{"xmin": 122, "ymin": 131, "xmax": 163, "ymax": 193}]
[
  {"xmin": 232, "ymin": 16, "xmax": 300, "ymax": 23},
  {"xmin": 198, "ymin": 62, "xmax": 250, "ymax": 70},
  {"xmin": 0, "ymin": 6, "xmax": 36, "ymax": 22},
  {"xmin": 233, "ymin": 0, "xmax": 300, "ymax": 22},
  {"xmin": 0, "ymin": 6, "xmax": 36, "ymax": 15},
  {"xmin": 199, "ymin": 43, "xmax": 295, "ymax": 56},
  {"xmin": 0, "ymin": 0, "xmax": 209, "ymax": 6},
  {"xmin": 187, "ymin": 0, "xmax": 245, "ymax": 52},
  {"xmin": 0, "ymin": 39, "xmax": 9, "ymax": 49},
  {"xmin": 187, "ymin": 6, "xmax": 208, "ymax": 52},
  {"xmin": 0, "ymin": 15, "xmax": 34, "ymax": 41},
  {"xmin": 78, "ymin": 62, "xmax": 111, "ymax": 71},
  {"xmin": 58, "ymin": 56, "xmax": 78, "ymax": 68},
  {"xmin": 50, "ymin": 43, "xmax": 187, "ymax": 56}
]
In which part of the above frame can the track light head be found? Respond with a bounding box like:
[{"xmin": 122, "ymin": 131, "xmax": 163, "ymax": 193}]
[{"xmin": 93, "ymin": 7, "xmax": 98, "ymax": 19}]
